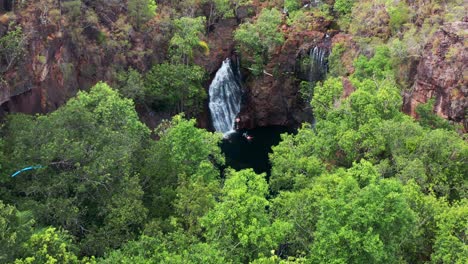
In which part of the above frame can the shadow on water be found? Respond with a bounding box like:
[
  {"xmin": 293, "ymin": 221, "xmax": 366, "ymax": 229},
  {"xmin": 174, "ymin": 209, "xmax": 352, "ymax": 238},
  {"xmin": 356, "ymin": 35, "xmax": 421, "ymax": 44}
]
[{"xmin": 221, "ymin": 126, "xmax": 295, "ymax": 176}]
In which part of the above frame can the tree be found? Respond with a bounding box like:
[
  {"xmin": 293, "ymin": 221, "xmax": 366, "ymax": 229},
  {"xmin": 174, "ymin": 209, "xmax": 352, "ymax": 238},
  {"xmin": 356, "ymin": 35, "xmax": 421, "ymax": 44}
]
[
  {"xmin": 400, "ymin": 180, "xmax": 448, "ymax": 262},
  {"xmin": 144, "ymin": 63, "xmax": 206, "ymax": 116},
  {"xmin": 14, "ymin": 227, "xmax": 79, "ymax": 264},
  {"xmin": 387, "ymin": 1, "xmax": 410, "ymax": 33},
  {"xmin": 206, "ymin": 0, "xmax": 251, "ymax": 28},
  {"xmin": 415, "ymin": 99, "xmax": 454, "ymax": 130},
  {"xmin": 311, "ymin": 77, "xmax": 344, "ymax": 120},
  {"xmin": 115, "ymin": 68, "xmax": 145, "ymax": 102},
  {"xmin": 141, "ymin": 115, "xmax": 224, "ymax": 221},
  {"xmin": 269, "ymin": 125, "xmax": 325, "ymax": 194},
  {"xmin": 334, "ymin": 0, "xmax": 354, "ymax": 14},
  {"xmin": 201, "ymin": 169, "xmax": 292, "ymax": 262},
  {"xmin": 169, "ymin": 16, "xmax": 207, "ymax": 64},
  {"xmin": 327, "ymin": 43, "xmax": 348, "ymax": 77},
  {"xmin": 3, "ymin": 82, "xmax": 149, "ymax": 256},
  {"xmin": 173, "ymin": 161, "xmax": 221, "ymax": 234},
  {"xmin": 412, "ymin": 129, "xmax": 467, "ymax": 199},
  {"xmin": 207, "ymin": 0, "xmax": 235, "ymax": 25},
  {"xmin": 309, "ymin": 161, "xmax": 417, "ymax": 264},
  {"xmin": 99, "ymin": 233, "xmax": 227, "ymax": 264},
  {"xmin": 284, "ymin": 76, "xmax": 400, "ymax": 168},
  {"xmin": 234, "ymin": 8, "xmax": 284, "ymax": 75},
  {"xmin": 353, "ymin": 46, "xmax": 394, "ymax": 81},
  {"xmin": 0, "ymin": 201, "xmax": 35, "ymax": 263},
  {"xmin": 431, "ymin": 199, "xmax": 468, "ymax": 264},
  {"xmin": 270, "ymin": 171, "xmax": 344, "ymax": 256},
  {"xmin": 284, "ymin": 0, "xmax": 301, "ymax": 12},
  {"xmin": 127, "ymin": 0, "xmax": 157, "ymax": 30},
  {"xmin": 0, "ymin": 24, "xmax": 26, "ymax": 73}
]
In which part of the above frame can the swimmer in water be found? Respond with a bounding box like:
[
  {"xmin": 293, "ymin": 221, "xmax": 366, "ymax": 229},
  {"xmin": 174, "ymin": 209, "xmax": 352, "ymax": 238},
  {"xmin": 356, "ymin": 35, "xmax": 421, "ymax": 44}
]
[{"xmin": 242, "ymin": 132, "xmax": 253, "ymax": 141}]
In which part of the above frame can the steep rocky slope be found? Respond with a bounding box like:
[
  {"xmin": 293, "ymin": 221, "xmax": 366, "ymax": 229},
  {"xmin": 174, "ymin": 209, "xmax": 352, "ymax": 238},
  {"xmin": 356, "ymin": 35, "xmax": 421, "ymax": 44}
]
[
  {"xmin": 0, "ymin": 1, "xmax": 466, "ymax": 131},
  {"xmin": 0, "ymin": 1, "xmax": 168, "ymax": 116},
  {"xmin": 237, "ymin": 28, "xmax": 331, "ymax": 129},
  {"xmin": 403, "ymin": 21, "xmax": 467, "ymax": 130}
]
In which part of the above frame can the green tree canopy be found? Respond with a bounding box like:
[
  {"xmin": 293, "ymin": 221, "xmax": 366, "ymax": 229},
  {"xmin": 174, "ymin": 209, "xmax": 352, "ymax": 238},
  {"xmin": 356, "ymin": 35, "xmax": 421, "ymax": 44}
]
[
  {"xmin": 234, "ymin": 8, "xmax": 284, "ymax": 75},
  {"xmin": 309, "ymin": 161, "xmax": 417, "ymax": 264},
  {"xmin": 145, "ymin": 63, "xmax": 206, "ymax": 116},
  {"xmin": 128, "ymin": 0, "xmax": 157, "ymax": 30},
  {"xmin": 99, "ymin": 232, "xmax": 226, "ymax": 264},
  {"xmin": 115, "ymin": 67, "xmax": 145, "ymax": 102},
  {"xmin": 311, "ymin": 77, "xmax": 344, "ymax": 120},
  {"xmin": 334, "ymin": 0, "xmax": 355, "ymax": 15},
  {"xmin": 169, "ymin": 16, "xmax": 207, "ymax": 64},
  {"xmin": 14, "ymin": 227, "xmax": 80, "ymax": 264},
  {"xmin": 431, "ymin": 199, "xmax": 468, "ymax": 264},
  {"xmin": 0, "ymin": 24, "xmax": 26, "ymax": 72},
  {"xmin": 3, "ymin": 82, "xmax": 149, "ymax": 256},
  {"xmin": 201, "ymin": 169, "xmax": 292, "ymax": 262},
  {"xmin": 141, "ymin": 115, "xmax": 224, "ymax": 223},
  {"xmin": 0, "ymin": 201, "xmax": 35, "ymax": 263}
]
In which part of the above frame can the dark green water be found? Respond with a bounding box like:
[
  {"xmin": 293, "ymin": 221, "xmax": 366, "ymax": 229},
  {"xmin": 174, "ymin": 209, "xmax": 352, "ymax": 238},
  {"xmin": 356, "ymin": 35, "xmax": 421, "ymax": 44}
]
[{"xmin": 221, "ymin": 126, "xmax": 294, "ymax": 175}]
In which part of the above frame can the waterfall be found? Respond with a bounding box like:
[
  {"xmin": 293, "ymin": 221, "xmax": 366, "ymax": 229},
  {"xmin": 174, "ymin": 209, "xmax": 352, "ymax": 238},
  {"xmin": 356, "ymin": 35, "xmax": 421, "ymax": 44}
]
[
  {"xmin": 209, "ymin": 59, "xmax": 243, "ymax": 135},
  {"xmin": 308, "ymin": 46, "xmax": 328, "ymax": 83},
  {"xmin": 305, "ymin": 0, "xmax": 322, "ymax": 8},
  {"xmin": 298, "ymin": 45, "xmax": 329, "ymax": 104}
]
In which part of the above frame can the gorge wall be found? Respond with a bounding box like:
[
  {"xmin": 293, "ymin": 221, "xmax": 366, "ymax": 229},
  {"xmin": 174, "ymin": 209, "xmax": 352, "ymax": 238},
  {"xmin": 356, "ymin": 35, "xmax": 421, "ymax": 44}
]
[
  {"xmin": 0, "ymin": 1, "xmax": 465, "ymax": 131},
  {"xmin": 0, "ymin": 1, "xmax": 168, "ymax": 116},
  {"xmin": 1, "ymin": 1, "xmax": 330, "ymax": 131},
  {"xmin": 403, "ymin": 21, "xmax": 467, "ymax": 130},
  {"xmin": 237, "ymin": 29, "xmax": 331, "ymax": 129}
]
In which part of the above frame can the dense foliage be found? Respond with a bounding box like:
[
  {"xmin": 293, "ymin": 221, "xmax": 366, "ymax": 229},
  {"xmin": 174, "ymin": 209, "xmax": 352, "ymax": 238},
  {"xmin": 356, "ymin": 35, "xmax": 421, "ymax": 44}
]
[
  {"xmin": 0, "ymin": 0, "xmax": 466, "ymax": 263},
  {"xmin": 0, "ymin": 24, "xmax": 25, "ymax": 73},
  {"xmin": 145, "ymin": 63, "xmax": 206, "ymax": 116},
  {"xmin": 1, "ymin": 75, "xmax": 465, "ymax": 263},
  {"xmin": 234, "ymin": 8, "xmax": 284, "ymax": 75}
]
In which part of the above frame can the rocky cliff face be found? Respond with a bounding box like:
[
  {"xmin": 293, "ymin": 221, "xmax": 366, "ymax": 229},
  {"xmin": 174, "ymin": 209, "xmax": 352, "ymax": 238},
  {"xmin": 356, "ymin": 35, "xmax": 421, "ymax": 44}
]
[
  {"xmin": 0, "ymin": 2, "xmax": 339, "ymax": 132},
  {"xmin": 237, "ymin": 26, "xmax": 331, "ymax": 129},
  {"xmin": 1, "ymin": 1, "xmax": 334, "ymax": 132},
  {"xmin": 403, "ymin": 22, "xmax": 467, "ymax": 130},
  {"xmin": 4, "ymin": 2, "xmax": 464, "ymax": 132},
  {"xmin": 0, "ymin": 1, "xmax": 246, "ymax": 130},
  {"xmin": 0, "ymin": 1, "xmax": 168, "ymax": 117}
]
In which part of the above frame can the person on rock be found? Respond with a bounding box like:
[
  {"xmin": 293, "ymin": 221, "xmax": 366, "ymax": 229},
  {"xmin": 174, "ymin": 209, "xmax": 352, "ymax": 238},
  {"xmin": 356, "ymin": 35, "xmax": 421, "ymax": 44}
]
[{"xmin": 235, "ymin": 117, "xmax": 240, "ymax": 129}]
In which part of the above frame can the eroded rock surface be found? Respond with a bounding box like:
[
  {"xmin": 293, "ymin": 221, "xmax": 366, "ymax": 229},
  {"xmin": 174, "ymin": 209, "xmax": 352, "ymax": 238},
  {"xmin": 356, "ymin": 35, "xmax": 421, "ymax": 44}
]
[
  {"xmin": 404, "ymin": 22, "xmax": 467, "ymax": 129},
  {"xmin": 237, "ymin": 29, "xmax": 331, "ymax": 129}
]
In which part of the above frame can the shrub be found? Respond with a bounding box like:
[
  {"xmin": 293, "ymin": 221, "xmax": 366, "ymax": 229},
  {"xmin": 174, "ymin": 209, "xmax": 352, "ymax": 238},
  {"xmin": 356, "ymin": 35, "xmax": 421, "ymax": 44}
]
[
  {"xmin": 0, "ymin": 24, "xmax": 25, "ymax": 73},
  {"xmin": 387, "ymin": 1, "xmax": 411, "ymax": 33},
  {"xmin": 334, "ymin": 0, "xmax": 354, "ymax": 14},
  {"xmin": 128, "ymin": 0, "xmax": 157, "ymax": 30},
  {"xmin": 284, "ymin": 0, "xmax": 301, "ymax": 12},
  {"xmin": 234, "ymin": 8, "xmax": 284, "ymax": 75},
  {"xmin": 145, "ymin": 63, "xmax": 206, "ymax": 116},
  {"xmin": 328, "ymin": 43, "xmax": 347, "ymax": 77}
]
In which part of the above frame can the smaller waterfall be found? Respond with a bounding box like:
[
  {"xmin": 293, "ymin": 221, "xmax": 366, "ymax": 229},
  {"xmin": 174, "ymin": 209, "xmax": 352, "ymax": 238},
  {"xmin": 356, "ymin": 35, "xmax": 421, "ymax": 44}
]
[
  {"xmin": 308, "ymin": 46, "xmax": 328, "ymax": 83},
  {"xmin": 209, "ymin": 59, "xmax": 243, "ymax": 135},
  {"xmin": 298, "ymin": 45, "xmax": 329, "ymax": 104}
]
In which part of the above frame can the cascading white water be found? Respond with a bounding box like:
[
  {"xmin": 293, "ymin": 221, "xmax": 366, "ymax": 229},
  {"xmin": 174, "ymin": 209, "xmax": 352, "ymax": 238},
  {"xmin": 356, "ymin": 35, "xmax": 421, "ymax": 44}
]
[
  {"xmin": 308, "ymin": 46, "xmax": 328, "ymax": 83},
  {"xmin": 209, "ymin": 59, "xmax": 242, "ymax": 135},
  {"xmin": 299, "ymin": 45, "xmax": 329, "ymax": 104}
]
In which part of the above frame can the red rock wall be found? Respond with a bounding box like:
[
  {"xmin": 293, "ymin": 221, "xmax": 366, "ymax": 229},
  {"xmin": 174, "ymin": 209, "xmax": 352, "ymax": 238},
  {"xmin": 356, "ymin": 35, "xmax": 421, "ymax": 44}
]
[
  {"xmin": 237, "ymin": 29, "xmax": 331, "ymax": 129},
  {"xmin": 403, "ymin": 22, "xmax": 467, "ymax": 130}
]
